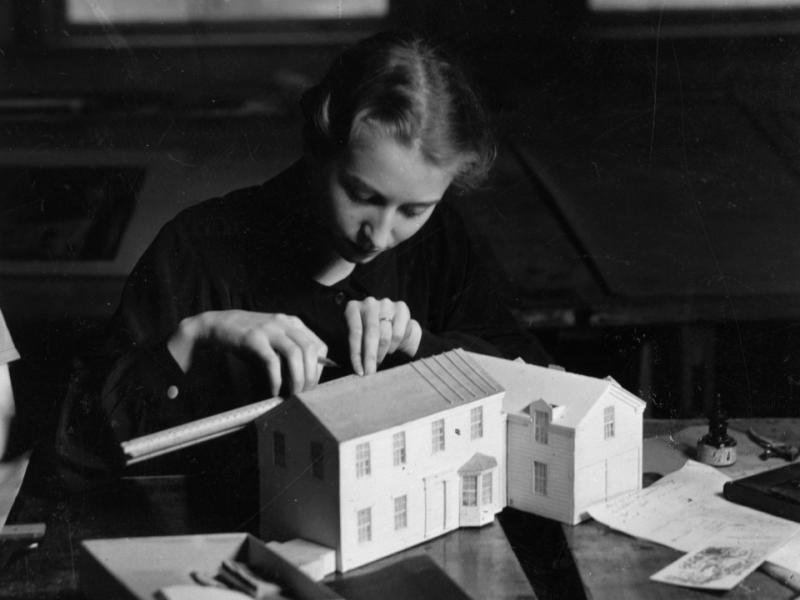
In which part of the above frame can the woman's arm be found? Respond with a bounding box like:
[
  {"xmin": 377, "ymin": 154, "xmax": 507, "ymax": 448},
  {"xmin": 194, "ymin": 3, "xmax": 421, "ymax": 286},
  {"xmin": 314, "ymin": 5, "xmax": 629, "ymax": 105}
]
[{"xmin": 0, "ymin": 364, "xmax": 15, "ymax": 460}]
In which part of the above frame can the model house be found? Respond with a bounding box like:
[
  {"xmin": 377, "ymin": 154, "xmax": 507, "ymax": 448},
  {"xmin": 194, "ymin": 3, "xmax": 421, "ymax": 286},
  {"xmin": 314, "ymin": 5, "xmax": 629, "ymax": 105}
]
[
  {"xmin": 257, "ymin": 349, "xmax": 507, "ymax": 573},
  {"xmin": 471, "ymin": 353, "xmax": 647, "ymax": 525},
  {"xmin": 257, "ymin": 349, "xmax": 646, "ymax": 572}
]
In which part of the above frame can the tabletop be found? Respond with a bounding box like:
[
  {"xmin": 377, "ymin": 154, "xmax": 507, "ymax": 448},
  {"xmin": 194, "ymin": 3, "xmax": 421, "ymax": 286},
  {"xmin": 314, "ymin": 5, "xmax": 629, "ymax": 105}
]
[
  {"xmin": 564, "ymin": 418, "xmax": 800, "ymax": 600},
  {"xmin": 0, "ymin": 446, "xmax": 536, "ymax": 600}
]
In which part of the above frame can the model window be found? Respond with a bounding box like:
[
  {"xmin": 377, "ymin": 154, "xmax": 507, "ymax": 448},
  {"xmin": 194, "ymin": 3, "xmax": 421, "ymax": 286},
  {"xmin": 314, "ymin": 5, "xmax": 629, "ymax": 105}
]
[
  {"xmin": 394, "ymin": 495, "xmax": 408, "ymax": 530},
  {"xmin": 393, "ymin": 431, "xmax": 406, "ymax": 466},
  {"xmin": 432, "ymin": 419, "xmax": 445, "ymax": 453},
  {"xmin": 534, "ymin": 461, "xmax": 548, "ymax": 496},
  {"xmin": 604, "ymin": 406, "xmax": 615, "ymax": 439},
  {"xmin": 470, "ymin": 406, "xmax": 484, "ymax": 439},
  {"xmin": 482, "ymin": 471, "xmax": 493, "ymax": 504},
  {"xmin": 311, "ymin": 442, "xmax": 324, "ymax": 479},
  {"xmin": 357, "ymin": 507, "xmax": 372, "ymax": 543},
  {"xmin": 356, "ymin": 442, "xmax": 371, "ymax": 478},
  {"xmin": 462, "ymin": 474, "xmax": 478, "ymax": 506},
  {"xmin": 273, "ymin": 431, "xmax": 286, "ymax": 467},
  {"xmin": 534, "ymin": 410, "xmax": 549, "ymax": 444}
]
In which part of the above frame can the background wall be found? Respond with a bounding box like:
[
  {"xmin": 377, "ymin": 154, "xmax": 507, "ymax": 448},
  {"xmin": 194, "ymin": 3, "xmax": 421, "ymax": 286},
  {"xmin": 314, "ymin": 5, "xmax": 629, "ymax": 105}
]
[{"xmin": 2, "ymin": 0, "xmax": 800, "ymax": 447}]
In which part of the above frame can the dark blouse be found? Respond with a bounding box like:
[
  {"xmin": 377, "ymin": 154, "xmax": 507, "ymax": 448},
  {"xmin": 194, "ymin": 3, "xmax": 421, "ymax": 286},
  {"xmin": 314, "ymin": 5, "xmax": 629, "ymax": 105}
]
[{"xmin": 57, "ymin": 160, "xmax": 547, "ymax": 474}]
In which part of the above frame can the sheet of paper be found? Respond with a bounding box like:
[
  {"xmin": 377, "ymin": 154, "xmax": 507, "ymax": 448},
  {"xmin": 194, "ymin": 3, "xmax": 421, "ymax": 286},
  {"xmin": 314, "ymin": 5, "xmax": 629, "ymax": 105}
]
[
  {"xmin": 650, "ymin": 519, "xmax": 797, "ymax": 590},
  {"xmin": 588, "ymin": 459, "xmax": 800, "ymax": 583},
  {"xmin": 0, "ymin": 452, "xmax": 30, "ymax": 530}
]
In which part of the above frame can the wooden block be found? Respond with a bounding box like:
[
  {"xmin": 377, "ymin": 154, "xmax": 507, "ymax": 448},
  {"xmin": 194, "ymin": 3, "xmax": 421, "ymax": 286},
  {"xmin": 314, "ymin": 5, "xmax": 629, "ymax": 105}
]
[{"xmin": 266, "ymin": 539, "xmax": 336, "ymax": 581}]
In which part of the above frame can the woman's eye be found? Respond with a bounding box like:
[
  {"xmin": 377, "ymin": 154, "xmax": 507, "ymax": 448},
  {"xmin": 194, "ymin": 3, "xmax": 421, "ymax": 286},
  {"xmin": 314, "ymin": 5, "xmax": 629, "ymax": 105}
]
[{"xmin": 401, "ymin": 206, "xmax": 431, "ymax": 219}]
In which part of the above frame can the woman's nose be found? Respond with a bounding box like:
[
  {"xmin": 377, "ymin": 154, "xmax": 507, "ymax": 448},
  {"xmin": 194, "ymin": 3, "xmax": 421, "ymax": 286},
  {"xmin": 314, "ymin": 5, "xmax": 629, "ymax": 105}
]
[{"xmin": 363, "ymin": 210, "xmax": 393, "ymax": 250}]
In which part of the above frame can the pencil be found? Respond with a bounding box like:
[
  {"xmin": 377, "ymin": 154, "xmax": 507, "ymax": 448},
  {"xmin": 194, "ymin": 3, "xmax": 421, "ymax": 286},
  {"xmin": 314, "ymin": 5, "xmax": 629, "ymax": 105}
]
[
  {"xmin": 318, "ymin": 356, "xmax": 340, "ymax": 368},
  {"xmin": 761, "ymin": 563, "xmax": 800, "ymax": 596}
]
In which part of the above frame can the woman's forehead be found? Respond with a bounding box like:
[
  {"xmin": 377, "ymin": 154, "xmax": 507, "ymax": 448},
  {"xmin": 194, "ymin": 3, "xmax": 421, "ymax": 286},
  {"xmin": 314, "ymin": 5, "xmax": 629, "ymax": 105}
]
[{"xmin": 341, "ymin": 131, "xmax": 460, "ymax": 204}]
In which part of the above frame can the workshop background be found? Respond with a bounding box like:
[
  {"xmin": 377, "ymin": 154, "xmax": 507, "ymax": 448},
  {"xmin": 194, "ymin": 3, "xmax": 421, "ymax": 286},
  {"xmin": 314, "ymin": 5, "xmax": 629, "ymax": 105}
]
[{"xmin": 2, "ymin": 0, "xmax": 800, "ymax": 449}]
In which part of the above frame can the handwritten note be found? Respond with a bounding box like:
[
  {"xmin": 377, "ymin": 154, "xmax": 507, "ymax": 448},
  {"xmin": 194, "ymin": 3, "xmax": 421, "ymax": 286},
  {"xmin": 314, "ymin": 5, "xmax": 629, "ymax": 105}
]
[{"xmin": 588, "ymin": 459, "xmax": 800, "ymax": 588}]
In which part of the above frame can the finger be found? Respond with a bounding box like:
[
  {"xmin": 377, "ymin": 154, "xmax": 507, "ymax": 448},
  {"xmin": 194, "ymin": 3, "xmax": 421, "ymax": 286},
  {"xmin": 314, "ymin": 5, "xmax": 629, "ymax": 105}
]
[
  {"xmin": 388, "ymin": 302, "xmax": 410, "ymax": 354},
  {"xmin": 345, "ymin": 300, "xmax": 364, "ymax": 376},
  {"xmin": 398, "ymin": 318, "xmax": 423, "ymax": 357},
  {"xmin": 361, "ymin": 299, "xmax": 382, "ymax": 375},
  {"xmin": 284, "ymin": 318, "xmax": 327, "ymax": 391},
  {"xmin": 242, "ymin": 329, "xmax": 282, "ymax": 397},
  {"xmin": 270, "ymin": 333, "xmax": 305, "ymax": 396},
  {"xmin": 376, "ymin": 318, "xmax": 393, "ymax": 365}
]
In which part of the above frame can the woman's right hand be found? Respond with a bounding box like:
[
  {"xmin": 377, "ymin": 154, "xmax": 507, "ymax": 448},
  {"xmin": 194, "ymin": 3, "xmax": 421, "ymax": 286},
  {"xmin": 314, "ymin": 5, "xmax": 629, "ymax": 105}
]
[{"xmin": 167, "ymin": 310, "xmax": 328, "ymax": 397}]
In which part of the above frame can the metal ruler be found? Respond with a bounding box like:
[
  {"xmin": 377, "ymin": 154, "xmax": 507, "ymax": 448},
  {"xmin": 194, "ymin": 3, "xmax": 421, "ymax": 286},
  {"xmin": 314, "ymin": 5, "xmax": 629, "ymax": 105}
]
[{"xmin": 121, "ymin": 397, "xmax": 284, "ymax": 465}]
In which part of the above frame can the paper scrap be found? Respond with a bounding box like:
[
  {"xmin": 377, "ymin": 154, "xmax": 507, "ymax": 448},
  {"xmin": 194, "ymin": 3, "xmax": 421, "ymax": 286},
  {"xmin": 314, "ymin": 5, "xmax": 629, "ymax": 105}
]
[{"xmin": 650, "ymin": 523, "xmax": 796, "ymax": 590}]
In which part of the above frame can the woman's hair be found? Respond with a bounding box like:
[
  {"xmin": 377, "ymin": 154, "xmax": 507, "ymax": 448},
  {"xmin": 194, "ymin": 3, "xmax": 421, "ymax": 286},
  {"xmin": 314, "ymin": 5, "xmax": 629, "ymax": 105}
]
[{"xmin": 301, "ymin": 30, "xmax": 495, "ymax": 192}]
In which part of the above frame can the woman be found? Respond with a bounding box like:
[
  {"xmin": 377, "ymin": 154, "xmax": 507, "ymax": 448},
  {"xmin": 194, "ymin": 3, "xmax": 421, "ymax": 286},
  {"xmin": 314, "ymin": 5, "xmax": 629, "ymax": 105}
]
[
  {"xmin": 58, "ymin": 31, "xmax": 547, "ymax": 474},
  {"xmin": 0, "ymin": 309, "xmax": 19, "ymax": 461}
]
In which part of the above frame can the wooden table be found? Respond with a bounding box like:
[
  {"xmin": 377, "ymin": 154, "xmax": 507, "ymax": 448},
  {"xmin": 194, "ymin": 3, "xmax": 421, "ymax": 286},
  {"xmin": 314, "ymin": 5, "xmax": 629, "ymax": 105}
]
[
  {"xmin": 564, "ymin": 418, "xmax": 800, "ymax": 600},
  {"xmin": 0, "ymin": 449, "xmax": 536, "ymax": 600}
]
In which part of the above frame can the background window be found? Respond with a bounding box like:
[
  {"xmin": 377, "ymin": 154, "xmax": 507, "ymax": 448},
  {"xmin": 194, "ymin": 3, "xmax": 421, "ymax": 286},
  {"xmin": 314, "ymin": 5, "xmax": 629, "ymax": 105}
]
[
  {"xmin": 394, "ymin": 495, "xmax": 408, "ymax": 530},
  {"xmin": 470, "ymin": 406, "xmax": 484, "ymax": 439},
  {"xmin": 273, "ymin": 431, "xmax": 286, "ymax": 467},
  {"xmin": 432, "ymin": 419, "xmax": 445, "ymax": 453},
  {"xmin": 462, "ymin": 475, "xmax": 478, "ymax": 506},
  {"xmin": 393, "ymin": 431, "xmax": 406, "ymax": 466},
  {"xmin": 356, "ymin": 442, "xmax": 371, "ymax": 478},
  {"xmin": 67, "ymin": 0, "xmax": 389, "ymax": 25},
  {"xmin": 357, "ymin": 508, "xmax": 372, "ymax": 543},
  {"xmin": 534, "ymin": 461, "xmax": 548, "ymax": 496}
]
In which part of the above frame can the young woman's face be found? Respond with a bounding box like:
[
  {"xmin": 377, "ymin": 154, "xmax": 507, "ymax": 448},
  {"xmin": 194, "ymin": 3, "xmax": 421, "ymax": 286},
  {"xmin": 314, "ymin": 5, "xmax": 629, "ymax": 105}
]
[{"xmin": 319, "ymin": 131, "xmax": 458, "ymax": 264}]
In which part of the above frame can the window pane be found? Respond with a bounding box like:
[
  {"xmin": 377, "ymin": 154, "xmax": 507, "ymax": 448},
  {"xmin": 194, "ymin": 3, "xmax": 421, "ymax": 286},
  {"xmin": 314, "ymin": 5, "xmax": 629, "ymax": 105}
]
[
  {"xmin": 482, "ymin": 471, "xmax": 493, "ymax": 504},
  {"xmin": 534, "ymin": 410, "xmax": 549, "ymax": 444},
  {"xmin": 357, "ymin": 507, "xmax": 372, "ymax": 543},
  {"xmin": 432, "ymin": 419, "xmax": 445, "ymax": 453},
  {"xmin": 604, "ymin": 406, "xmax": 615, "ymax": 439},
  {"xmin": 534, "ymin": 461, "xmax": 548, "ymax": 496},
  {"xmin": 470, "ymin": 406, "xmax": 483, "ymax": 439},
  {"xmin": 394, "ymin": 495, "xmax": 407, "ymax": 530},
  {"xmin": 462, "ymin": 474, "xmax": 478, "ymax": 506},
  {"xmin": 67, "ymin": 0, "xmax": 389, "ymax": 24},
  {"xmin": 356, "ymin": 442, "xmax": 371, "ymax": 478},
  {"xmin": 393, "ymin": 431, "xmax": 406, "ymax": 466}
]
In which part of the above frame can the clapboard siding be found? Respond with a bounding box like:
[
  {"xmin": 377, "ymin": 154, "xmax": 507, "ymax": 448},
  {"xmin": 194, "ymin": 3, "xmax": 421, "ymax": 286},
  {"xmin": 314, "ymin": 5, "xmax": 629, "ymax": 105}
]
[{"xmin": 507, "ymin": 415, "xmax": 575, "ymax": 522}]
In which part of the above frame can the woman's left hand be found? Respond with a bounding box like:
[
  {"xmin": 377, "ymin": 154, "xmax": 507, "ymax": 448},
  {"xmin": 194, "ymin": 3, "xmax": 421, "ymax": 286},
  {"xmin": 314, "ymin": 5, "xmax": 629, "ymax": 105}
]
[{"xmin": 344, "ymin": 297, "xmax": 422, "ymax": 376}]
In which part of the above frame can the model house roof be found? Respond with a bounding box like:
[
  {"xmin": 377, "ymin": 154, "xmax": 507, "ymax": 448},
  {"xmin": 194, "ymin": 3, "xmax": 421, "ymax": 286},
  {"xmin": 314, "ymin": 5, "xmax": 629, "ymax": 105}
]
[
  {"xmin": 294, "ymin": 349, "xmax": 504, "ymax": 442},
  {"xmin": 470, "ymin": 352, "xmax": 644, "ymax": 429}
]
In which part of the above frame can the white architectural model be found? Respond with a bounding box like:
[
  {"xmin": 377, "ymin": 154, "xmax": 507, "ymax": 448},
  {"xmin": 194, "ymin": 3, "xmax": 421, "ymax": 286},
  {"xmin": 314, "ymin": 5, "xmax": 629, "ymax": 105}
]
[
  {"xmin": 472, "ymin": 354, "xmax": 646, "ymax": 525},
  {"xmin": 257, "ymin": 349, "xmax": 645, "ymax": 572},
  {"xmin": 257, "ymin": 349, "xmax": 506, "ymax": 573}
]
